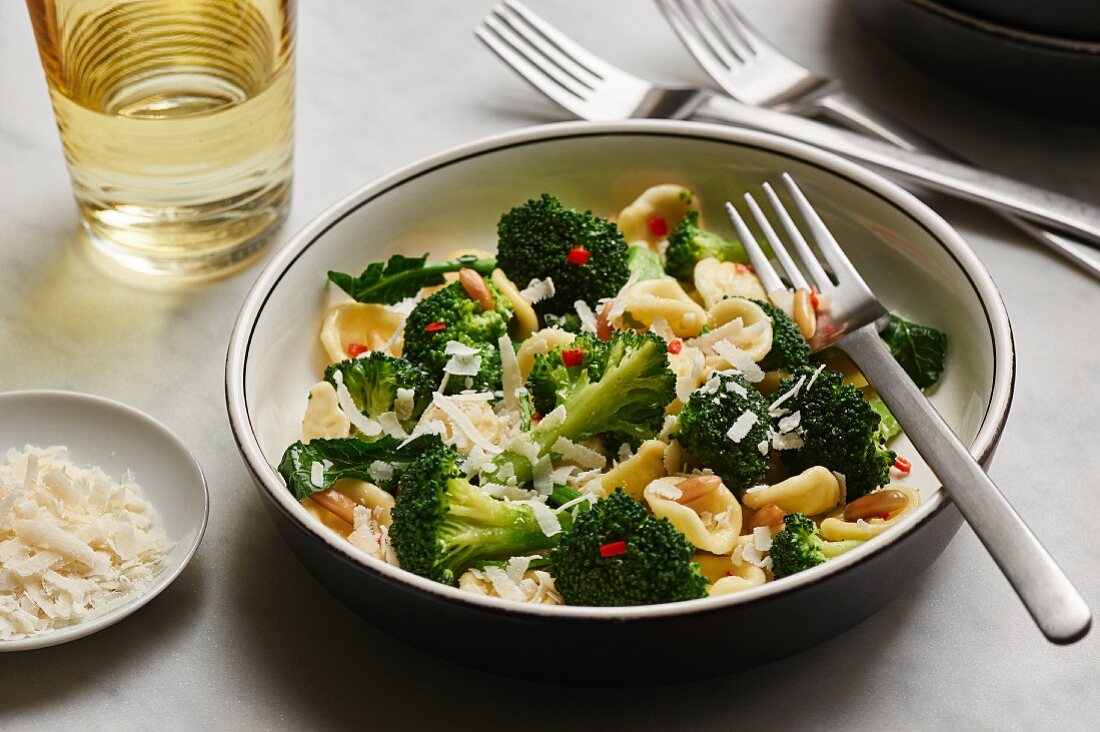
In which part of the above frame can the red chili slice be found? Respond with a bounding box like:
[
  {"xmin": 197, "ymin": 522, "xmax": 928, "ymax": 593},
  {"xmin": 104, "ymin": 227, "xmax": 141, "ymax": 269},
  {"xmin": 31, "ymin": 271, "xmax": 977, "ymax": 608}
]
[
  {"xmin": 667, "ymin": 339, "xmax": 683, "ymax": 355},
  {"xmin": 600, "ymin": 541, "xmax": 627, "ymax": 558},
  {"xmin": 810, "ymin": 286, "xmax": 821, "ymax": 310},
  {"xmin": 346, "ymin": 342, "xmax": 368, "ymax": 357},
  {"xmin": 647, "ymin": 215, "xmax": 669, "ymax": 237},
  {"xmin": 424, "ymin": 321, "xmax": 447, "ymax": 333},
  {"xmin": 893, "ymin": 456, "xmax": 912, "ymax": 474},
  {"xmin": 561, "ymin": 348, "xmax": 585, "ymax": 367},
  {"xmin": 566, "ymin": 247, "xmax": 590, "ymax": 265}
]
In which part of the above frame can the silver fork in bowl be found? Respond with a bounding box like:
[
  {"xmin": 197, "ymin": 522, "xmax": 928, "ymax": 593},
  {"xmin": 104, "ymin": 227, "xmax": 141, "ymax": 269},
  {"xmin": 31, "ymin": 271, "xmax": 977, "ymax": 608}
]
[
  {"xmin": 475, "ymin": 0, "xmax": 1100, "ymax": 277},
  {"xmin": 724, "ymin": 173, "xmax": 1090, "ymax": 643},
  {"xmin": 654, "ymin": 0, "xmax": 1100, "ymax": 279}
]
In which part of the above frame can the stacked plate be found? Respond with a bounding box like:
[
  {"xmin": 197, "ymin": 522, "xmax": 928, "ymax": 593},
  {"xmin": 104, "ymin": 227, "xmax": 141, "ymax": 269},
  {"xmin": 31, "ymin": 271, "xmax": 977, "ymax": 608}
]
[{"xmin": 850, "ymin": 0, "xmax": 1100, "ymax": 118}]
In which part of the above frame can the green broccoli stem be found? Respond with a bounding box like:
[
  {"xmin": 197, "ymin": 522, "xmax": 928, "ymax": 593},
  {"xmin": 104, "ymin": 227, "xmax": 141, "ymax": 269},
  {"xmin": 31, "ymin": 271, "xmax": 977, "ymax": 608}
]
[{"xmin": 817, "ymin": 537, "xmax": 865, "ymax": 558}]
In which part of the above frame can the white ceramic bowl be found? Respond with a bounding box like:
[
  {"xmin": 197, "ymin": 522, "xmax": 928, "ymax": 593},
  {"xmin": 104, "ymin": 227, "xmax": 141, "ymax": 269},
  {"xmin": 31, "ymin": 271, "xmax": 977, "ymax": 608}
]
[
  {"xmin": 0, "ymin": 391, "xmax": 208, "ymax": 652},
  {"xmin": 226, "ymin": 121, "xmax": 1013, "ymax": 679}
]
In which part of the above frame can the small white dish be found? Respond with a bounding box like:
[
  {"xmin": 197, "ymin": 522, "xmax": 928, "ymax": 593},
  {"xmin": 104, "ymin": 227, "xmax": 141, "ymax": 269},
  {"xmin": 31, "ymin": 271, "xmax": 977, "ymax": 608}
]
[{"xmin": 0, "ymin": 390, "xmax": 208, "ymax": 652}]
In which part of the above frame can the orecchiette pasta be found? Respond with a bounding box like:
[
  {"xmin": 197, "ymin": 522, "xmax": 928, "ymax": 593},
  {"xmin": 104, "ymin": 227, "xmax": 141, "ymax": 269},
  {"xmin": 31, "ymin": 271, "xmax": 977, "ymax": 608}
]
[
  {"xmin": 515, "ymin": 327, "xmax": 575, "ymax": 380},
  {"xmin": 643, "ymin": 476, "xmax": 743, "ymax": 554},
  {"xmin": 741, "ymin": 466, "xmax": 842, "ymax": 516},
  {"xmin": 588, "ymin": 439, "xmax": 667, "ymax": 499},
  {"xmin": 819, "ymin": 485, "xmax": 921, "ymax": 541},
  {"xmin": 302, "ymin": 499, "xmax": 353, "ymax": 537},
  {"xmin": 619, "ymin": 279, "xmax": 708, "ymax": 337},
  {"xmin": 708, "ymin": 562, "xmax": 767, "ymax": 596},
  {"xmin": 491, "ymin": 268, "xmax": 539, "ymax": 340},
  {"xmin": 692, "ymin": 258, "xmax": 767, "ymax": 309},
  {"xmin": 301, "ymin": 381, "xmax": 351, "ymax": 442},
  {"xmin": 320, "ymin": 302, "xmax": 405, "ymax": 364},
  {"xmin": 617, "ymin": 184, "xmax": 700, "ymax": 250},
  {"xmin": 699, "ymin": 297, "xmax": 774, "ymax": 363}
]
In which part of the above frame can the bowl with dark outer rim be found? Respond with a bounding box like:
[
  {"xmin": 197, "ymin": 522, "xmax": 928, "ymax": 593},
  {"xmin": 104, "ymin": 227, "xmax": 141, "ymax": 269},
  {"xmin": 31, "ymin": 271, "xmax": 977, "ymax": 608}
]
[{"xmin": 226, "ymin": 120, "xmax": 1014, "ymax": 682}]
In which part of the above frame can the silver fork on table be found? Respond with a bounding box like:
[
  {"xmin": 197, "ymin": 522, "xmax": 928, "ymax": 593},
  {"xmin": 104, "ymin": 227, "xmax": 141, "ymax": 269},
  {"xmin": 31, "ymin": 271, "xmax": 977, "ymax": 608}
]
[
  {"xmin": 654, "ymin": 0, "xmax": 1100, "ymax": 279},
  {"xmin": 724, "ymin": 174, "xmax": 1090, "ymax": 644},
  {"xmin": 475, "ymin": 0, "xmax": 1100, "ymax": 278}
]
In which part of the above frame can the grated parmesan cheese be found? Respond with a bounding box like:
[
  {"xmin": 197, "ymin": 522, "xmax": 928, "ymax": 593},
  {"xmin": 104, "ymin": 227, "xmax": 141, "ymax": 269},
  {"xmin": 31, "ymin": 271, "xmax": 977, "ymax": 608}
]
[
  {"xmin": 519, "ymin": 277, "xmax": 556, "ymax": 305},
  {"xmin": 442, "ymin": 340, "xmax": 482, "ymax": 378},
  {"xmin": 574, "ymin": 300, "xmax": 598, "ymax": 332},
  {"xmin": 0, "ymin": 446, "xmax": 168, "ymax": 641},
  {"xmin": 726, "ymin": 411, "xmax": 758, "ymax": 443}
]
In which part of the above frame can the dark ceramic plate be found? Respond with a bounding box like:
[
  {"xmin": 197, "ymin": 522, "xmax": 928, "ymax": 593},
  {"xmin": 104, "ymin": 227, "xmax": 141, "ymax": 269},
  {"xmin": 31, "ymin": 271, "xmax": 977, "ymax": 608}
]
[
  {"xmin": 851, "ymin": 0, "xmax": 1100, "ymax": 118},
  {"xmin": 226, "ymin": 121, "xmax": 1014, "ymax": 681},
  {"xmin": 942, "ymin": 0, "xmax": 1100, "ymax": 42}
]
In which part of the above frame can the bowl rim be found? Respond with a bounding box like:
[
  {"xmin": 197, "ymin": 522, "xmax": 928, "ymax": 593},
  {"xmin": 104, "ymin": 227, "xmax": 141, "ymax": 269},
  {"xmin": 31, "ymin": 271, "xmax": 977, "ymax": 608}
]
[
  {"xmin": 225, "ymin": 119, "xmax": 1015, "ymax": 621},
  {"xmin": 0, "ymin": 389, "xmax": 210, "ymax": 650}
]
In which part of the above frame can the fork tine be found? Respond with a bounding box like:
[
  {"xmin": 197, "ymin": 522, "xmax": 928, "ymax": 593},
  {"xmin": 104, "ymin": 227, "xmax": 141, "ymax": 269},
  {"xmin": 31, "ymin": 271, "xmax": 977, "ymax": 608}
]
[
  {"xmin": 495, "ymin": 3, "xmax": 601, "ymax": 90},
  {"xmin": 723, "ymin": 202, "xmax": 785, "ymax": 294},
  {"xmin": 483, "ymin": 12, "xmax": 592, "ymax": 98},
  {"xmin": 475, "ymin": 21, "xmax": 590, "ymax": 117},
  {"xmin": 761, "ymin": 181, "xmax": 835, "ymax": 293},
  {"xmin": 654, "ymin": 0, "xmax": 737, "ymax": 83},
  {"xmin": 695, "ymin": 0, "xmax": 756, "ymax": 61},
  {"xmin": 502, "ymin": 0, "xmax": 627, "ymax": 83},
  {"xmin": 676, "ymin": 0, "xmax": 749, "ymax": 68},
  {"xmin": 743, "ymin": 192, "xmax": 809, "ymax": 290},
  {"xmin": 711, "ymin": 0, "xmax": 765, "ymax": 53},
  {"xmin": 780, "ymin": 173, "xmax": 865, "ymax": 288}
]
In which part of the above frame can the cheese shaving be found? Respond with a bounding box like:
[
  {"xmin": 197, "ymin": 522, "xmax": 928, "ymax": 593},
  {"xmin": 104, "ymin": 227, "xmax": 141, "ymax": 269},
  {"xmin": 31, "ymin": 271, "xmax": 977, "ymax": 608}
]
[
  {"xmin": 725, "ymin": 411, "xmax": 759, "ymax": 443},
  {"xmin": 519, "ymin": 277, "xmax": 555, "ymax": 305},
  {"xmin": 498, "ymin": 335, "xmax": 523, "ymax": 413},
  {"xmin": 574, "ymin": 300, "xmax": 597, "ymax": 333},
  {"xmin": 0, "ymin": 446, "xmax": 168, "ymax": 641},
  {"xmin": 442, "ymin": 340, "xmax": 482, "ymax": 377}
]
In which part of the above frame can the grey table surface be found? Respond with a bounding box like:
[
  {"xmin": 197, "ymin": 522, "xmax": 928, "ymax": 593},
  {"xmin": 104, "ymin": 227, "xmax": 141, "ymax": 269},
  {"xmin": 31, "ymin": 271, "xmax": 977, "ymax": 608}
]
[{"xmin": 1, "ymin": 1, "xmax": 1098, "ymax": 730}]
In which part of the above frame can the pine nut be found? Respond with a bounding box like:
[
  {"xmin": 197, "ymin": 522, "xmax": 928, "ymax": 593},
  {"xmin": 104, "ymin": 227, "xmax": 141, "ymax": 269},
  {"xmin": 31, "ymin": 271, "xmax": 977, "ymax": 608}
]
[
  {"xmin": 746, "ymin": 503, "xmax": 786, "ymax": 531},
  {"xmin": 596, "ymin": 301, "xmax": 614, "ymax": 341},
  {"xmin": 844, "ymin": 489, "xmax": 909, "ymax": 521},
  {"xmin": 676, "ymin": 475, "xmax": 723, "ymax": 503},
  {"xmin": 793, "ymin": 288, "xmax": 817, "ymax": 340},
  {"xmin": 310, "ymin": 489, "xmax": 356, "ymax": 525},
  {"xmin": 459, "ymin": 268, "xmax": 494, "ymax": 311}
]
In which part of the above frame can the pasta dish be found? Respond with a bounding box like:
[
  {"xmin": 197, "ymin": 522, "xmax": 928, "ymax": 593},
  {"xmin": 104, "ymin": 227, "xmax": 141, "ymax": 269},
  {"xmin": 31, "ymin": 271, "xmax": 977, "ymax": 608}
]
[{"xmin": 277, "ymin": 184, "xmax": 947, "ymax": 606}]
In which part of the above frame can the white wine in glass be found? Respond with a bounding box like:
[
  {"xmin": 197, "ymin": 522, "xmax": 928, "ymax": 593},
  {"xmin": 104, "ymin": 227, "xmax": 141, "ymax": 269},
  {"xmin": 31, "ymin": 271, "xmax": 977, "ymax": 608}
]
[{"xmin": 26, "ymin": 0, "xmax": 296, "ymax": 278}]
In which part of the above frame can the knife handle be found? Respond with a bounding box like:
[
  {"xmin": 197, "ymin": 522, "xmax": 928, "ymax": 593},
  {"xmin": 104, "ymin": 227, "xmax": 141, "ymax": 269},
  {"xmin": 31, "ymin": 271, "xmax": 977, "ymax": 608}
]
[{"xmin": 694, "ymin": 94, "xmax": 1100, "ymax": 252}]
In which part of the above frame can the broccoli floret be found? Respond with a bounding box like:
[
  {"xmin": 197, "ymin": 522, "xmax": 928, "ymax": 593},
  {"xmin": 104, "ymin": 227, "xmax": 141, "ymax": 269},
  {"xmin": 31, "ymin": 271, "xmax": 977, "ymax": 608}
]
[
  {"xmin": 752, "ymin": 299, "xmax": 811, "ymax": 373},
  {"xmin": 485, "ymin": 331, "xmax": 676, "ymax": 485},
  {"xmin": 524, "ymin": 332, "xmax": 609, "ymax": 415},
  {"xmin": 324, "ymin": 352, "xmax": 433, "ymax": 433},
  {"xmin": 678, "ymin": 371, "xmax": 771, "ymax": 491},
  {"xmin": 496, "ymin": 194, "xmax": 630, "ymax": 316},
  {"xmin": 390, "ymin": 439, "xmax": 565, "ymax": 585},
  {"xmin": 550, "ymin": 488, "xmax": 708, "ymax": 606},
  {"xmin": 664, "ymin": 210, "xmax": 749, "ymax": 280},
  {"xmin": 771, "ymin": 513, "xmax": 865, "ymax": 578},
  {"xmin": 777, "ymin": 368, "xmax": 895, "ymax": 499},
  {"xmin": 626, "ymin": 244, "xmax": 666, "ymax": 281},
  {"xmin": 402, "ymin": 280, "xmax": 514, "ymax": 394}
]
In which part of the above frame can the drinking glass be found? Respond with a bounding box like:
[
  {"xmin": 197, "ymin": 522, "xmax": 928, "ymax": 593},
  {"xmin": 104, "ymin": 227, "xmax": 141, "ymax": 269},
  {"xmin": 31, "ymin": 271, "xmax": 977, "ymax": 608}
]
[{"xmin": 26, "ymin": 0, "xmax": 296, "ymax": 278}]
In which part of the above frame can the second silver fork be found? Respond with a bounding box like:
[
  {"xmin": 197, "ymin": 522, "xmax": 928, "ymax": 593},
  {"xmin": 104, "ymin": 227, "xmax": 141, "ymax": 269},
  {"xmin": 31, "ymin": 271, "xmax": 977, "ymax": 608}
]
[
  {"xmin": 725, "ymin": 174, "xmax": 1091, "ymax": 644},
  {"xmin": 656, "ymin": 0, "xmax": 1100, "ymax": 275}
]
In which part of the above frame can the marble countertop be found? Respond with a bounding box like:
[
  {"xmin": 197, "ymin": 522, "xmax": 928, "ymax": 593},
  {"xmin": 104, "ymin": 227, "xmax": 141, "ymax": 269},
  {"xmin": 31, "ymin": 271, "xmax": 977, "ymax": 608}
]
[{"xmin": 2, "ymin": 1, "xmax": 1098, "ymax": 729}]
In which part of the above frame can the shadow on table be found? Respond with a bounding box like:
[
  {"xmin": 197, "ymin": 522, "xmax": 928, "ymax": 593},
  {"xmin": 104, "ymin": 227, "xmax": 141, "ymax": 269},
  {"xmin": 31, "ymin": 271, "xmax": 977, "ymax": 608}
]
[
  {"xmin": 225, "ymin": 514, "xmax": 939, "ymax": 732},
  {"xmin": 0, "ymin": 553, "xmax": 209, "ymax": 714}
]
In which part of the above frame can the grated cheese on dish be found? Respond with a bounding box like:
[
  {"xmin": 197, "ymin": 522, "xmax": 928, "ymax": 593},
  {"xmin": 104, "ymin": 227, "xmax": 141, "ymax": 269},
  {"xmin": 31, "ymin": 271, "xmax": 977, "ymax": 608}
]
[
  {"xmin": 519, "ymin": 277, "xmax": 556, "ymax": 305},
  {"xmin": 725, "ymin": 411, "xmax": 758, "ymax": 443},
  {"xmin": 442, "ymin": 340, "xmax": 483, "ymax": 378},
  {"xmin": 0, "ymin": 446, "xmax": 168, "ymax": 641}
]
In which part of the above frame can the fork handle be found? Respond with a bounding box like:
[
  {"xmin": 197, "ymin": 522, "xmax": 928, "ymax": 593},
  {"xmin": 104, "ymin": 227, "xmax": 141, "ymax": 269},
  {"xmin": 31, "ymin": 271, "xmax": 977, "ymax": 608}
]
[
  {"xmin": 693, "ymin": 95, "xmax": 1100, "ymax": 249},
  {"xmin": 839, "ymin": 323, "xmax": 1091, "ymax": 644},
  {"xmin": 805, "ymin": 89, "xmax": 1100, "ymax": 274}
]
